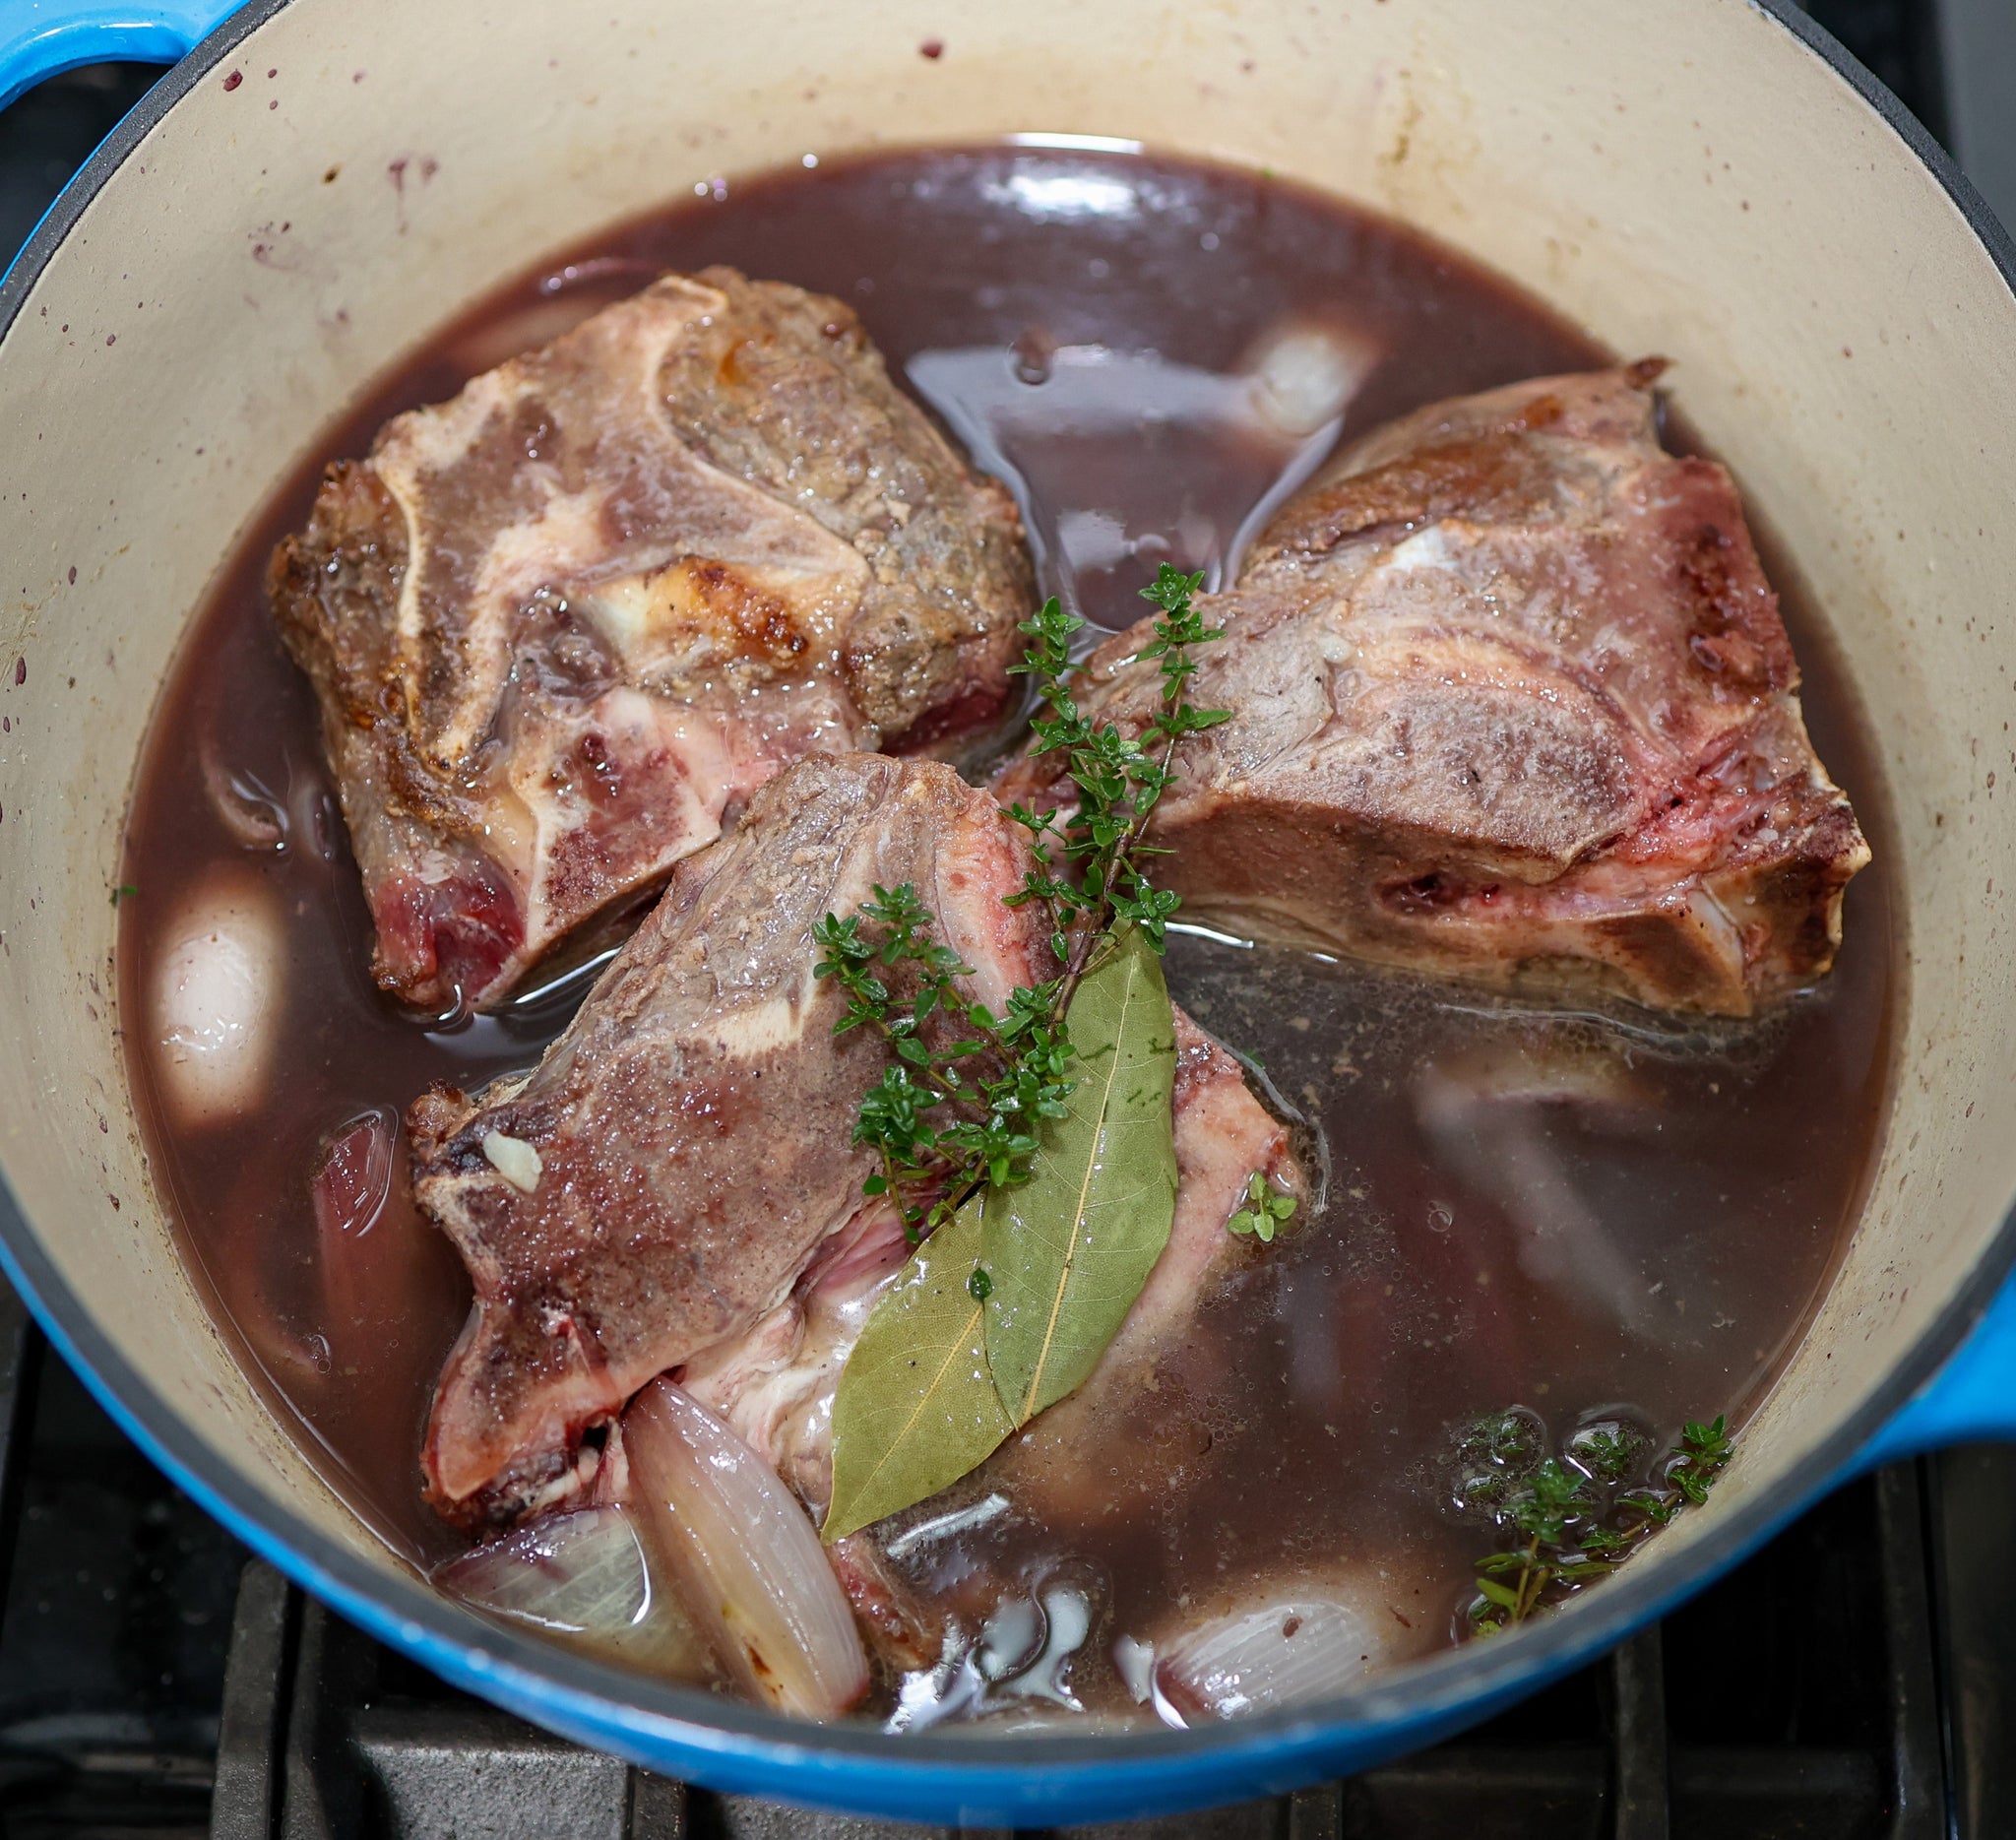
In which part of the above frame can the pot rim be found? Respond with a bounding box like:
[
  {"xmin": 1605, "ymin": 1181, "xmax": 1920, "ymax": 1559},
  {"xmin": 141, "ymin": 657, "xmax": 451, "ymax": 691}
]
[{"xmin": 0, "ymin": 0, "xmax": 2008, "ymax": 1810}]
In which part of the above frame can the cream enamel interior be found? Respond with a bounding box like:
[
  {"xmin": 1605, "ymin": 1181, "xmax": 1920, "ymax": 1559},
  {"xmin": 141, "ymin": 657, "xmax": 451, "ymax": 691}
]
[{"xmin": 0, "ymin": 0, "xmax": 2008, "ymax": 1672}]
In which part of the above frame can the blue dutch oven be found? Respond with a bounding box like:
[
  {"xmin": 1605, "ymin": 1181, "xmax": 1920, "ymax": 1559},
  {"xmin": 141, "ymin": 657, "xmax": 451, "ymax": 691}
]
[{"xmin": 1, "ymin": 0, "xmax": 2014, "ymax": 1822}]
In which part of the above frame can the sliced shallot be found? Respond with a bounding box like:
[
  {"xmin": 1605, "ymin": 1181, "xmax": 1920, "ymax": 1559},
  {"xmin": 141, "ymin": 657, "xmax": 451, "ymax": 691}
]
[
  {"xmin": 312, "ymin": 1110, "xmax": 397, "ymax": 1242},
  {"xmin": 624, "ymin": 1377, "xmax": 867, "ymax": 1721},
  {"xmin": 436, "ymin": 1505, "xmax": 651, "ymax": 1636},
  {"xmin": 1156, "ymin": 1597, "xmax": 1385, "ymax": 1723},
  {"xmin": 1416, "ymin": 1042, "xmax": 1663, "ymax": 1337},
  {"xmin": 310, "ymin": 1108, "xmax": 398, "ymax": 1333},
  {"xmin": 199, "ymin": 733, "xmax": 287, "ymax": 851}
]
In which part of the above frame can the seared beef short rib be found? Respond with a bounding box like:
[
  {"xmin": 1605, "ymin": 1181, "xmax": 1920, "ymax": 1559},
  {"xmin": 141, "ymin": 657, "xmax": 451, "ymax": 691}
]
[
  {"xmin": 273, "ymin": 269, "xmax": 1031, "ymax": 1014},
  {"xmin": 410, "ymin": 753, "xmax": 1045, "ymax": 1530},
  {"xmin": 998, "ymin": 364, "xmax": 1868, "ymax": 1015}
]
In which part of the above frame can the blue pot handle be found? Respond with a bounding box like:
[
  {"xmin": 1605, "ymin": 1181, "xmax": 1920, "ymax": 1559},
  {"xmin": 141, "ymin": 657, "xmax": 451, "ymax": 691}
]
[
  {"xmin": 1860, "ymin": 1267, "xmax": 2016, "ymax": 1467},
  {"xmin": 0, "ymin": 0, "xmax": 250, "ymax": 113}
]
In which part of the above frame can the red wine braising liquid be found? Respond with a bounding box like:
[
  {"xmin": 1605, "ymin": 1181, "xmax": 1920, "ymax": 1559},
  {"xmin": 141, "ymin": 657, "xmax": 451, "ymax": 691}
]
[{"xmin": 118, "ymin": 147, "xmax": 1892, "ymax": 1710}]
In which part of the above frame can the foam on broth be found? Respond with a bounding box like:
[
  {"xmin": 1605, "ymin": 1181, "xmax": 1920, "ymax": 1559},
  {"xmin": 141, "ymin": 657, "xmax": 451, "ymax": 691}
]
[{"xmin": 116, "ymin": 146, "xmax": 1893, "ymax": 1716}]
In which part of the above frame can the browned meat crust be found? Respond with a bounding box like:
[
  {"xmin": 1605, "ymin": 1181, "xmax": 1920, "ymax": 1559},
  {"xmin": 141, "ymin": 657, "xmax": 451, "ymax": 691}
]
[
  {"xmin": 998, "ymin": 363, "xmax": 1868, "ymax": 1015},
  {"xmin": 272, "ymin": 269, "xmax": 1031, "ymax": 1015},
  {"xmin": 410, "ymin": 753, "xmax": 1045, "ymax": 1531}
]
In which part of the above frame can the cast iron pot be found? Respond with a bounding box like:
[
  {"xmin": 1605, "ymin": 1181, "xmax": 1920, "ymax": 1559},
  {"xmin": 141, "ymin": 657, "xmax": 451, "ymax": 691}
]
[{"xmin": 1, "ymin": 0, "xmax": 2014, "ymax": 1822}]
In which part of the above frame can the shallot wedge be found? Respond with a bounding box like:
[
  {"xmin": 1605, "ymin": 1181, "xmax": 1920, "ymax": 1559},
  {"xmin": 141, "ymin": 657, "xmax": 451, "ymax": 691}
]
[
  {"xmin": 435, "ymin": 1503, "xmax": 707, "ymax": 1677},
  {"xmin": 625, "ymin": 1379, "xmax": 867, "ymax": 1721},
  {"xmin": 436, "ymin": 1505, "xmax": 651, "ymax": 1636},
  {"xmin": 1156, "ymin": 1600, "xmax": 1383, "ymax": 1723}
]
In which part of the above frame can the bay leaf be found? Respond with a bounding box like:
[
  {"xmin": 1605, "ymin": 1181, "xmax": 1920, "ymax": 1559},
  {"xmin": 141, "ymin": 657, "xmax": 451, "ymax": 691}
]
[
  {"xmin": 822, "ymin": 1195, "xmax": 1012, "ymax": 1544},
  {"xmin": 982, "ymin": 924, "xmax": 1178, "ymax": 1425}
]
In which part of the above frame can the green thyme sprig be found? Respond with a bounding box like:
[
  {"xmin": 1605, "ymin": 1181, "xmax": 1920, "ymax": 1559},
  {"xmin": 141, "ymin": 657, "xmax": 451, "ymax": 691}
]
[
  {"xmin": 1004, "ymin": 565, "xmax": 1228, "ymax": 1001},
  {"xmin": 1228, "ymin": 1172, "xmax": 1298, "ymax": 1241},
  {"xmin": 813, "ymin": 564, "xmax": 1227, "ymax": 1238},
  {"xmin": 1463, "ymin": 1412, "xmax": 1733, "ymax": 1636},
  {"xmin": 810, "ymin": 888, "xmax": 1073, "ymax": 1240}
]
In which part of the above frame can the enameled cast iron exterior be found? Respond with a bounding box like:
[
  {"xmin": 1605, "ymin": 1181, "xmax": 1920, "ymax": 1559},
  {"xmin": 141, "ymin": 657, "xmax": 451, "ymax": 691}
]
[{"xmin": 2, "ymin": 0, "xmax": 2015, "ymax": 1821}]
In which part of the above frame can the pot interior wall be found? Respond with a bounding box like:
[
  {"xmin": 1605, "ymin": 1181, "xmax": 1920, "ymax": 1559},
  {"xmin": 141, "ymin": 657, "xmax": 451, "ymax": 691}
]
[{"xmin": 0, "ymin": 0, "xmax": 2009, "ymax": 1647}]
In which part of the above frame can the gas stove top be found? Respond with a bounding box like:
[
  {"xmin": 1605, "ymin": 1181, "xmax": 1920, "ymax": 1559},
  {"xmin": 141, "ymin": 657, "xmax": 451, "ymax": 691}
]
[{"xmin": 3, "ymin": 8, "xmax": 2012, "ymax": 1834}]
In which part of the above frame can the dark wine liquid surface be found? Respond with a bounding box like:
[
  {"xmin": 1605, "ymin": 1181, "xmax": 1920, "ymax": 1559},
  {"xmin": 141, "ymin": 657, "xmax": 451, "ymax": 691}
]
[{"xmin": 118, "ymin": 146, "xmax": 1893, "ymax": 1702}]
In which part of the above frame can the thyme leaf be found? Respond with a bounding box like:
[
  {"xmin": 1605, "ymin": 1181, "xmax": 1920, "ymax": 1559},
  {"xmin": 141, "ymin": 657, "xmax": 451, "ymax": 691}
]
[
  {"xmin": 1005, "ymin": 565, "xmax": 1227, "ymax": 981},
  {"xmin": 1459, "ymin": 1410, "xmax": 1733, "ymax": 1636},
  {"xmin": 809, "ymin": 892, "xmax": 1071, "ymax": 1240},
  {"xmin": 1227, "ymin": 1171, "xmax": 1299, "ymax": 1241}
]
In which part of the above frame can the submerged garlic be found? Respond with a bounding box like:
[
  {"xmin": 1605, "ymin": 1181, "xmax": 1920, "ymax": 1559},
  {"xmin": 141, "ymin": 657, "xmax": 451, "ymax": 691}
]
[
  {"xmin": 149, "ymin": 870, "xmax": 284, "ymax": 1128},
  {"xmin": 482, "ymin": 1131, "xmax": 543, "ymax": 1193},
  {"xmin": 1244, "ymin": 321, "xmax": 1383, "ymax": 438}
]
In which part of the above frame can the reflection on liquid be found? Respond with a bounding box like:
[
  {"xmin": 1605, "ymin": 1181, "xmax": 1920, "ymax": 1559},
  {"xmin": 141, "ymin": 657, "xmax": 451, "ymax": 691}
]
[
  {"xmin": 909, "ymin": 334, "xmax": 1373, "ymax": 631},
  {"xmin": 985, "ymin": 167, "xmax": 1145, "ymax": 222},
  {"xmin": 1417, "ymin": 1044, "xmax": 1667, "ymax": 1340}
]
